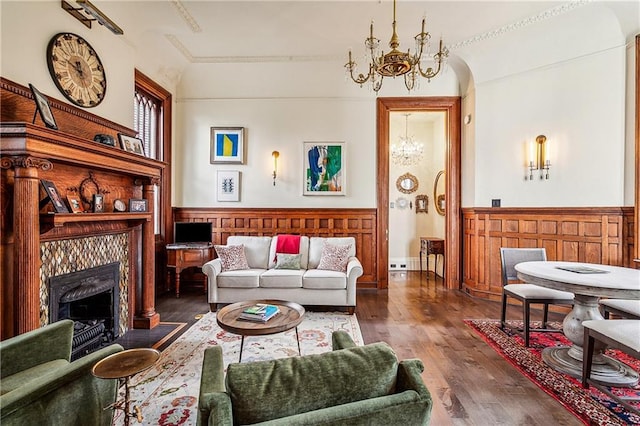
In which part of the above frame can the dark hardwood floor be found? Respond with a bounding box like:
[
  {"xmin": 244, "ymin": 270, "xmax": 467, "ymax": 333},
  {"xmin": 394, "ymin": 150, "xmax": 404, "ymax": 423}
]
[{"xmin": 117, "ymin": 271, "xmax": 580, "ymax": 425}]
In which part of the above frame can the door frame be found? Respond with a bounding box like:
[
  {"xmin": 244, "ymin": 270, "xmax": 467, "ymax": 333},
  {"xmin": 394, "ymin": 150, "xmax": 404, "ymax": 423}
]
[{"xmin": 376, "ymin": 97, "xmax": 461, "ymax": 289}]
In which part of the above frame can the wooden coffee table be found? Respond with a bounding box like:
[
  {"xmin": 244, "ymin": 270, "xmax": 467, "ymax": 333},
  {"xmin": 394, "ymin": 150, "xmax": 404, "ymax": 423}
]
[{"xmin": 216, "ymin": 300, "xmax": 305, "ymax": 362}]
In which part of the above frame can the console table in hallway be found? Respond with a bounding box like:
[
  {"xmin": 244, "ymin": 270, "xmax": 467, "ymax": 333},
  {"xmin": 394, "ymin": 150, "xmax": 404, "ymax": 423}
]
[{"xmin": 420, "ymin": 237, "xmax": 445, "ymax": 279}]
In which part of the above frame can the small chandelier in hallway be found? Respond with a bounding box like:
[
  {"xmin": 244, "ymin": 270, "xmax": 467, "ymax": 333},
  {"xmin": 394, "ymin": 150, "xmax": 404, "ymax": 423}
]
[
  {"xmin": 391, "ymin": 114, "xmax": 423, "ymax": 166},
  {"xmin": 344, "ymin": 0, "xmax": 449, "ymax": 93}
]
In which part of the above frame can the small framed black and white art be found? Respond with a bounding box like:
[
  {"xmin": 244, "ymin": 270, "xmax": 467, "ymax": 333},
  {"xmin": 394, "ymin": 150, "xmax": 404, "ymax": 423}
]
[{"xmin": 216, "ymin": 170, "xmax": 240, "ymax": 202}]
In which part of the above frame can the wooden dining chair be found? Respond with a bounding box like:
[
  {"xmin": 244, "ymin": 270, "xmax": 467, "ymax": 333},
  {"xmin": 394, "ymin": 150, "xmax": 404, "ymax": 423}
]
[
  {"xmin": 581, "ymin": 319, "xmax": 640, "ymax": 416},
  {"xmin": 500, "ymin": 248, "xmax": 575, "ymax": 347},
  {"xmin": 600, "ymin": 299, "xmax": 640, "ymax": 320}
]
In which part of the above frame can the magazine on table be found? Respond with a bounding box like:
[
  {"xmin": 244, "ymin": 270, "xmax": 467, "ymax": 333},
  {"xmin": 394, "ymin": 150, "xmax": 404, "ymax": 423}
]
[{"xmin": 239, "ymin": 304, "xmax": 280, "ymax": 322}]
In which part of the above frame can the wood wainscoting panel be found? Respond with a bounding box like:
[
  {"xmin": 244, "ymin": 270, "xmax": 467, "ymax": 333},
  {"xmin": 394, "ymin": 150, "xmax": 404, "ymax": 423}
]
[
  {"xmin": 462, "ymin": 207, "xmax": 634, "ymax": 301},
  {"xmin": 173, "ymin": 208, "xmax": 378, "ymax": 287}
]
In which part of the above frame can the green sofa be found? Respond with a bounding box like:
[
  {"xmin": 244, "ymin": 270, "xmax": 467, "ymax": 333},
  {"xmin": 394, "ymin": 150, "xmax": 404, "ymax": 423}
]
[
  {"xmin": 197, "ymin": 331, "xmax": 433, "ymax": 425},
  {"xmin": 0, "ymin": 319, "xmax": 123, "ymax": 426}
]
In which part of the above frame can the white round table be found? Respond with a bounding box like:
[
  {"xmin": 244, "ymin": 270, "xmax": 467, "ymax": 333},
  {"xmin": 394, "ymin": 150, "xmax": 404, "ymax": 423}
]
[{"xmin": 515, "ymin": 261, "xmax": 640, "ymax": 387}]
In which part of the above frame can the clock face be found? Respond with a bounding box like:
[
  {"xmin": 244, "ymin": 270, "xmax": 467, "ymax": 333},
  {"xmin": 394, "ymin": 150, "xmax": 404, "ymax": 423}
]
[{"xmin": 47, "ymin": 33, "xmax": 106, "ymax": 108}]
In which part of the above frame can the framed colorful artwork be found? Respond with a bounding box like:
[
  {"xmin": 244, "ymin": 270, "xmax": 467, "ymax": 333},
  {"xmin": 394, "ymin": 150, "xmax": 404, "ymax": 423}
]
[
  {"xmin": 303, "ymin": 142, "xmax": 345, "ymax": 196},
  {"xmin": 216, "ymin": 170, "xmax": 241, "ymax": 202},
  {"xmin": 210, "ymin": 127, "xmax": 244, "ymax": 164}
]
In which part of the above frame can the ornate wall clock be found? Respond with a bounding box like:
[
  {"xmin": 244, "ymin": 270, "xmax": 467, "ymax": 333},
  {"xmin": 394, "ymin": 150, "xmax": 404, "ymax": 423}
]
[{"xmin": 46, "ymin": 32, "xmax": 106, "ymax": 108}]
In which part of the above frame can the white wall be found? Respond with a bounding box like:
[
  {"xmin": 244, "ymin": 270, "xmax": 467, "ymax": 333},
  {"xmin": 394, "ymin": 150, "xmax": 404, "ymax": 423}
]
[
  {"xmin": 455, "ymin": 2, "xmax": 632, "ymax": 207},
  {"xmin": 0, "ymin": 1, "xmax": 135, "ymax": 128},
  {"xmin": 175, "ymin": 97, "xmax": 377, "ymax": 207}
]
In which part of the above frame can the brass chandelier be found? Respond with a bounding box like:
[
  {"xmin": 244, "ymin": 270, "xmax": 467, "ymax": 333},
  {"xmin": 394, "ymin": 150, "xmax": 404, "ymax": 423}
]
[{"xmin": 345, "ymin": 0, "xmax": 449, "ymax": 93}]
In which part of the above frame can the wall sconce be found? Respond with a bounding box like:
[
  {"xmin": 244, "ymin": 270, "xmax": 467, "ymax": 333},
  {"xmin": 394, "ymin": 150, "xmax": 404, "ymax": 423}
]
[
  {"xmin": 527, "ymin": 135, "xmax": 551, "ymax": 180},
  {"xmin": 62, "ymin": 0, "xmax": 124, "ymax": 34},
  {"xmin": 272, "ymin": 151, "xmax": 279, "ymax": 186}
]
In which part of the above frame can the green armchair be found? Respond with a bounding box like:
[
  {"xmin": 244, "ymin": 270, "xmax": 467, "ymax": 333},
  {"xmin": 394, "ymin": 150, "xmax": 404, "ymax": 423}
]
[
  {"xmin": 0, "ymin": 319, "xmax": 123, "ymax": 426},
  {"xmin": 197, "ymin": 331, "xmax": 433, "ymax": 425}
]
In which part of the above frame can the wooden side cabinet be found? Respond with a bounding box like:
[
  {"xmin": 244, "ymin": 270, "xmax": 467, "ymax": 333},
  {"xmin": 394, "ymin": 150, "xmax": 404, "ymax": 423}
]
[
  {"xmin": 166, "ymin": 244, "xmax": 214, "ymax": 298},
  {"xmin": 420, "ymin": 237, "xmax": 445, "ymax": 279}
]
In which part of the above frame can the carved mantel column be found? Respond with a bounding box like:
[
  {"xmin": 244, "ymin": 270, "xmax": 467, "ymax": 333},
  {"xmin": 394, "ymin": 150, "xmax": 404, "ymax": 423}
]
[
  {"xmin": 133, "ymin": 177, "xmax": 160, "ymax": 329},
  {"xmin": 0, "ymin": 156, "xmax": 52, "ymax": 334}
]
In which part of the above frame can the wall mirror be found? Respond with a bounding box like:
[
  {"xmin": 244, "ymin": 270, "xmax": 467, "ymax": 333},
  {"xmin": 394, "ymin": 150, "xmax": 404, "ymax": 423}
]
[
  {"xmin": 396, "ymin": 173, "xmax": 418, "ymax": 194},
  {"xmin": 434, "ymin": 170, "xmax": 445, "ymax": 216}
]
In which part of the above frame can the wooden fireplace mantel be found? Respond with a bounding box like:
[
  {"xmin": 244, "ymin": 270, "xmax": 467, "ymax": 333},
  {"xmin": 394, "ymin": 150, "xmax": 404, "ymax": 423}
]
[{"xmin": 1, "ymin": 119, "xmax": 165, "ymax": 337}]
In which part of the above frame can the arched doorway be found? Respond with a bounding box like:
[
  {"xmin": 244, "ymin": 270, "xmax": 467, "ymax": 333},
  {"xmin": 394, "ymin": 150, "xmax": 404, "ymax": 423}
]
[{"xmin": 376, "ymin": 97, "xmax": 461, "ymax": 289}]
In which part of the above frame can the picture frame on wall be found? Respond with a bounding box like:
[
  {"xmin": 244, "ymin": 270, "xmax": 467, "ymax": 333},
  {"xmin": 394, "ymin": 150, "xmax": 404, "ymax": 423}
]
[
  {"xmin": 40, "ymin": 179, "xmax": 69, "ymax": 213},
  {"xmin": 216, "ymin": 170, "xmax": 241, "ymax": 202},
  {"xmin": 210, "ymin": 127, "xmax": 244, "ymax": 164},
  {"xmin": 303, "ymin": 142, "xmax": 346, "ymax": 196},
  {"xmin": 29, "ymin": 84, "xmax": 58, "ymax": 130},
  {"xmin": 118, "ymin": 134, "xmax": 146, "ymax": 156}
]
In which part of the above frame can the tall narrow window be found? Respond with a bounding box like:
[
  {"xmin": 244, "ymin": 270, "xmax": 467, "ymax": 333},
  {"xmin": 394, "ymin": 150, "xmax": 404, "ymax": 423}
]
[
  {"xmin": 134, "ymin": 89, "xmax": 160, "ymax": 160},
  {"xmin": 134, "ymin": 70, "xmax": 172, "ymax": 243},
  {"xmin": 134, "ymin": 87, "xmax": 161, "ymax": 234}
]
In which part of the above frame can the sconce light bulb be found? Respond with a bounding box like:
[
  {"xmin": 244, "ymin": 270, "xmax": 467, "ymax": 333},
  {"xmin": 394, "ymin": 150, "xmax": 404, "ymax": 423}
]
[{"xmin": 272, "ymin": 151, "xmax": 279, "ymax": 186}]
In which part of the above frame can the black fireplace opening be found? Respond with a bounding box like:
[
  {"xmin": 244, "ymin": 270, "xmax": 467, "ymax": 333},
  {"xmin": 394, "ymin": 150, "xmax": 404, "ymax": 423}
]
[{"xmin": 48, "ymin": 262, "xmax": 121, "ymax": 360}]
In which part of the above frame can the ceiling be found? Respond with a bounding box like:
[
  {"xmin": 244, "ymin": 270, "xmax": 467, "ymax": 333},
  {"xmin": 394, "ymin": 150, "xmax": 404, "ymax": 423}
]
[{"xmin": 87, "ymin": 1, "xmax": 637, "ymax": 67}]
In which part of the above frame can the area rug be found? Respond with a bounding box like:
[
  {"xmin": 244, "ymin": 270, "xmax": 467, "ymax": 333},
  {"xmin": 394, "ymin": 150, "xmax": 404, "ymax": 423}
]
[
  {"xmin": 465, "ymin": 319, "xmax": 640, "ymax": 426},
  {"xmin": 114, "ymin": 311, "xmax": 363, "ymax": 425}
]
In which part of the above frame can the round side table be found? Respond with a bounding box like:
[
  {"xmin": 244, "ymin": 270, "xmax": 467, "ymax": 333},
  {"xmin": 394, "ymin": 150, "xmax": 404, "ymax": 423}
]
[{"xmin": 92, "ymin": 348, "xmax": 160, "ymax": 425}]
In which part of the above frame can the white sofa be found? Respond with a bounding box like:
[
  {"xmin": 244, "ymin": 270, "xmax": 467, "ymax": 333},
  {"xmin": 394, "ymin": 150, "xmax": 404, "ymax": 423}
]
[{"xmin": 202, "ymin": 236, "xmax": 363, "ymax": 313}]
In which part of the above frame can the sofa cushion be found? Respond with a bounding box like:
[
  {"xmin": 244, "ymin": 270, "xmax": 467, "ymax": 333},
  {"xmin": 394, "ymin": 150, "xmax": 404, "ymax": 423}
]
[
  {"xmin": 260, "ymin": 269, "xmax": 304, "ymax": 288},
  {"xmin": 317, "ymin": 241, "xmax": 352, "ymax": 272},
  {"xmin": 226, "ymin": 342, "xmax": 398, "ymax": 425},
  {"xmin": 217, "ymin": 270, "xmax": 263, "ymax": 288},
  {"xmin": 308, "ymin": 237, "xmax": 355, "ymax": 269},
  {"xmin": 274, "ymin": 253, "xmax": 302, "ymax": 270},
  {"xmin": 227, "ymin": 236, "xmax": 272, "ymax": 269},
  {"xmin": 1, "ymin": 359, "xmax": 69, "ymax": 395},
  {"xmin": 269, "ymin": 236, "xmax": 310, "ymax": 269},
  {"xmin": 214, "ymin": 245, "xmax": 250, "ymax": 271},
  {"xmin": 303, "ymin": 269, "xmax": 347, "ymax": 289}
]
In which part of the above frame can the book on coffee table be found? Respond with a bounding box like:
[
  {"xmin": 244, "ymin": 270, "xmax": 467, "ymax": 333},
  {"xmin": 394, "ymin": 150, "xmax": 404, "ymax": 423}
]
[{"xmin": 239, "ymin": 304, "xmax": 280, "ymax": 322}]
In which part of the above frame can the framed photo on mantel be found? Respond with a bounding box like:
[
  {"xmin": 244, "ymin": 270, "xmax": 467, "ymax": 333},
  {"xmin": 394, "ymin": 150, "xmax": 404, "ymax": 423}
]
[{"xmin": 40, "ymin": 179, "xmax": 69, "ymax": 213}]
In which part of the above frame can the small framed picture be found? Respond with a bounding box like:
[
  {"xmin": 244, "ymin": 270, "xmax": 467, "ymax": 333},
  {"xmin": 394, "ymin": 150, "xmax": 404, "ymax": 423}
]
[
  {"xmin": 40, "ymin": 179, "xmax": 69, "ymax": 213},
  {"xmin": 210, "ymin": 127, "xmax": 244, "ymax": 164},
  {"xmin": 415, "ymin": 195, "xmax": 428, "ymax": 213},
  {"xmin": 93, "ymin": 194, "xmax": 104, "ymax": 213},
  {"xmin": 29, "ymin": 84, "xmax": 58, "ymax": 130},
  {"xmin": 129, "ymin": 198, "xmax": 147, "ymax": 212},
  {"xmin": 66, "ymin": 194, "xmax": 84, "ymax": 213},
  {"xmin": 216, "ymin": 170, "xmax": 241, "ymax": 202},
  {"xmin": 118, "ymin": 134, "xmax": 146, "ymax": 156}
]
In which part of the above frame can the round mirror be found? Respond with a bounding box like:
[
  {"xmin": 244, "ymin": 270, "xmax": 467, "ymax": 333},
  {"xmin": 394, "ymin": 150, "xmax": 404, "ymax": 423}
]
[{"xmin": 396, "ymin": 173, "xmax": 418, "ymax": 194}]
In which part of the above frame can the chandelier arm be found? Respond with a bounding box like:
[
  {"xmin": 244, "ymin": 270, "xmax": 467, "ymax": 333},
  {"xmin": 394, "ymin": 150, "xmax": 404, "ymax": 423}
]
[{"xmin": 416, "ymin": 59, "xmax": 442, "ymax": 80}]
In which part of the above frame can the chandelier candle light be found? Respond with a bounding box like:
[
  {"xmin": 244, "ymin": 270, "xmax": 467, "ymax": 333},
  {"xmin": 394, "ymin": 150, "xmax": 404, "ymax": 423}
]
[
  {"xmin": 345, "ymin": 0, "xmax": 449, "ymax": 93},
  {"xmin": 392, "ymin": 114, "xmax": 423, "ymax": 166}
]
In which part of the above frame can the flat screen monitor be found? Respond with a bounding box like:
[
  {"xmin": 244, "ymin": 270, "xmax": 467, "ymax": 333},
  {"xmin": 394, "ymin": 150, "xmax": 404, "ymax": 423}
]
[{"xmin": 174, "ymin": 222, "xmax": 212, "ymax": 244}]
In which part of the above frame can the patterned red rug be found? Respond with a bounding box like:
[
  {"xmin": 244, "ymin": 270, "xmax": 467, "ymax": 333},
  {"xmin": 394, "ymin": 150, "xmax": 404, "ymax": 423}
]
[{"xmin": 465, "ymin": 319, "xmax": 640, "ymax": 426}]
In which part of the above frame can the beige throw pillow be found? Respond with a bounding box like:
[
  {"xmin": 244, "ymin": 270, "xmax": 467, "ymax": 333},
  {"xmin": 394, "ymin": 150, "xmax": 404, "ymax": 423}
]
[
  {"xmin": 317, "ymin": 242, "xmax": 352, "ymax": 272},
  {"xmin": 214, "ymin": 244, "xmax": 250, "ymax": 271}
]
